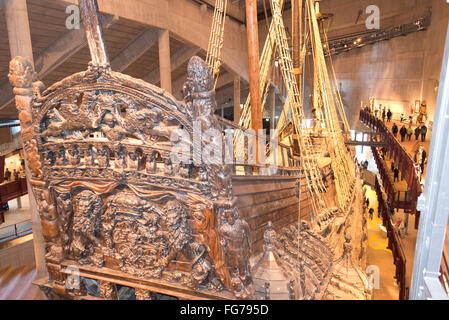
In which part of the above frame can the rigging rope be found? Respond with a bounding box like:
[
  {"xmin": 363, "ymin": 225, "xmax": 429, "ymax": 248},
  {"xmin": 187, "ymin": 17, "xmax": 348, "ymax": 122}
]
[{"xmin": 206, "ymin": 0, "xmax": 229, "ymax": 88}]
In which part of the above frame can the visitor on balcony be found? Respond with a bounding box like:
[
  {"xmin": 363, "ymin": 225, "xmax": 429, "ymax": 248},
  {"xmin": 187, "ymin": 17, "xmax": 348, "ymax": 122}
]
[
  {"xmin": 400, "ymin": 114, "xmax": 407, "ymax": 122},
  {"xmin": 387, "ymin": 109, "xmax": 392, "ymax": 122},
  {"xmin": 392, "ymin": 123, "xmax": 398, "ymax": 137},
  {"xmin": 382, "ymin": 109, "xmax": 386, "ymax": 122},
  {"xmin": 414, "ymin": 126, "xmax": 421, "ymax": 141},
  {"xmin": 399, "ymin": 125, "xmax": 407, "ymax": 142},
  {"xmin": 13, "ymin": 169, "xmax": 19, "ymax": 181},
  {"xmin": 4, "ymin": 168, "xmax": 11, "ymax": 181},
  {"xmin": 394, "ymin": 167, "xmax": 400, "ymax": 182},
  {"xmin": 407, "ymin": 126, "xmax": 413, "ymax": 141},
  {"xmin": 420, "ymin": 124, "xmax": 428, "ymax": 142}
]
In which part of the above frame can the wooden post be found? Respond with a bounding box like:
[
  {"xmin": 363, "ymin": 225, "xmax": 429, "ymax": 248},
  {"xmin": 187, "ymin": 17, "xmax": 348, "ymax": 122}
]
[
  {"xmin": 158, "ymin": 29, "xmax": 172, "ymax": 94},
  {"xmin": 245, "ymin": 0, "xmax": 262, "ymax": 163},
  {"xmin": 234, "ymin": 76, "xmax": 241, "ymax": 124},
  {"xmin": 5, "ymin": 0, "xmax": 48, "ymax": 282}
]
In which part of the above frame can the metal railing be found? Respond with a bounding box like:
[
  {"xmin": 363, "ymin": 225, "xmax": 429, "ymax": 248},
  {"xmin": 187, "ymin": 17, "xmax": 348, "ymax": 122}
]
[{"xmin": 0, "ymin": 219, "xmax": 32, "ymax": 243}]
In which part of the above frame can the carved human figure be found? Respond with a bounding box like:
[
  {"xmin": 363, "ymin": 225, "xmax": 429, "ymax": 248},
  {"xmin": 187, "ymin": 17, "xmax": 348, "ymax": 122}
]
[
  {"xmin": 8, "ymin": 57, "xmax": 43, "ymax": 178},
  {"xmin": 68, "ymin": 146, "xmax": 81, "ymax": 166},
  {"xmin": 288, "ymin": 279, "xmax": 296, "ymax": 300},
  {"xmin": 56, "ymin": 146, "xmax": 69, "ymax": 166},
  {"xmin": 85, "ymin": 145, "xmax": 98, "ymax": 166},
  {"xmin": 127, "ymin": 150, "xmax": 140, "ymax": 171},
  {"xmin": 97, "ymin": 146, "xmax": 109, "ymax": 168},
  {"xmin": 115, "ymin": 148, "xmax": 127, "ymax": 169},
  {"xmin": 145, "ymin": 152, "xmax": 157, "ymax": 174},
  {"xmin": 70, "ymin": 190, "xmax": 102, "ymax": 263},
  {"xmin": 218, "ymin": 207, "xmax": 252, "ymax": 288},
  {"xmin": 164, "ymin": 158, "xmax": 173, "ymax": 176},
  {"xmin": 191, "ymin": 204, "xmax": 230, "ymax": 289},
  {"xmin": 56, "ymin": 192, "xmax": 73, "ymax": 256},
  {"xmin": 264, "ymin": 282, "xmax": 271, "ymax": 300},
  {"xmin": 99, "ymin": 112, "xmax": 127, "ymax": 141},
  {"xmin": 45, "ymin": 151, "xmax": 55, "ymax": 167},
  {"xmin": 263, "ymin": 221, "xmax": 277, "ymax": 252}
]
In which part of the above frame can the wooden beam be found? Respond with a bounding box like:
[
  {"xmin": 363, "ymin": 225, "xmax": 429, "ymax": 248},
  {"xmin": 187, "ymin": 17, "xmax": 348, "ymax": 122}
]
[
  {"xmin": 0, "ymin": 14, "xmax": 118, "ymax": 112},
  {"xmin": 111, "ymin": 28, "xmax": 159, "ymax": 72},
  {"xmin": 143, "ymin": 45, "xmax": 200, "ymax": 84}
]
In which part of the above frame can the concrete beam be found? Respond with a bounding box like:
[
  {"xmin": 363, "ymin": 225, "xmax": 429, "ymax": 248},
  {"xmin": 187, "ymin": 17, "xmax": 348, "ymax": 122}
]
[
  {"xmin": 143, "ymin": 45, "xmax": 200, "ymax": 84},
  {"xmin": 111, "ymin": 27, "xmax": 158, "ymax": 72},
  {"xmin": 60, "ymin": 0, "xmax": 249, "ymax": 82},
  {"xmin": 193, "ymin": 0, "xmax": 246, "ymax": 23},
  {"xmin": 158, "ymin": 29, "xmax": 172, "ymax": 93},
  {"xmin": 216, "ymin": 71, "xmax": 236, "ymax": 89},
  {"xmin": 0, "ymin": 14, "xmax": 118, "ymax": 112}
]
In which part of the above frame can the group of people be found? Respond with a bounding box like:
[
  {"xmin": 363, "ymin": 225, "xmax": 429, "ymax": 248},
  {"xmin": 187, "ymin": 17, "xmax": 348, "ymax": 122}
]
[
  {"xmin": 3, "ymin": 167, "xmax": 21, "ymax": 182},
  {"xmin": 391, "ymin": 123, "xmax": 428, "ymax": 143},
  {"xmin": 365, "ymin": 197, "xmax": 381, "ymax": 221},
  {"xmin": 363, "ymin": 104, "xmax": 393, "ymax": 123}
]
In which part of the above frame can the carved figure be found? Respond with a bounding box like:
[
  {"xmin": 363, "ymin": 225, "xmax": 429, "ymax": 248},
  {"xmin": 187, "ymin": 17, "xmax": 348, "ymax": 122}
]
[
  {"xmin": 218, "ymin": 207, "xmax": 252, "ymax": 297},
  {"xmin": 70, "ymin": 190, "xmax": 102, "ymax": 263}
]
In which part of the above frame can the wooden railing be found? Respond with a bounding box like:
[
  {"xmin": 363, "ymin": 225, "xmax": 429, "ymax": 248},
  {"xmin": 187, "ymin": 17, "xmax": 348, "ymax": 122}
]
[
  {"xmin": 375, "ymin": 175, "xmax": 408, "ymax": 300},
  {"xmin": 361, "ymin": 109, "xmax": 421, "ymax": 224},
  {"xmin": 371, "ymin": 147, "xmax": 414, "ymax": 211},
  {"xmin": 0, "ymin": 178, "xmax": 28, "ymax": 225}
]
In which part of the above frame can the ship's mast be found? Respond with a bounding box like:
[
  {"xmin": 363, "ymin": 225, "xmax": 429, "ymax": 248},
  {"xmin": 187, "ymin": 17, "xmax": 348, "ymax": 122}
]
[{"xmin": 245, "ymin": 0, "xmax": 263, "ymax": 164}]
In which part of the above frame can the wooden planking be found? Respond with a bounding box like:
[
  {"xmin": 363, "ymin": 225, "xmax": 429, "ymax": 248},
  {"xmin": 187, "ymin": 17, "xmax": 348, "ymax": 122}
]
[{"xmin": 232, "ymin": 174, "xmax": 313, "ymax": 254}]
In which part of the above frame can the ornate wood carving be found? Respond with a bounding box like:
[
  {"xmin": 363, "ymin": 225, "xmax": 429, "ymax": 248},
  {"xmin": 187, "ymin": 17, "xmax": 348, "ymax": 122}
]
[{"xmin": 8, "ymin": 0, "xmax": 253, "ymax": 298}]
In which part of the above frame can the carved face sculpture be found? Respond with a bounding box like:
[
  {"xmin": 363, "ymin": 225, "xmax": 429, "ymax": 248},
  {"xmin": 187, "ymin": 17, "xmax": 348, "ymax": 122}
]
[
  {"xmin": 8, "ymin": 57, "xmax": 36, "ymax": 89},
  {"xmin": 103, "ymin": 113, "xmax": 117, "ymax": 128},
  {"xmin": 187, "ymin": 56, "xmax": 213, "ymax": 93},
  {"xmin": 74, "ymin": 190, "xmax": 102, "ymax": 221},
  {"xmin": 225, "ymin": 209, "xmax": 235, "ymax": 226}
]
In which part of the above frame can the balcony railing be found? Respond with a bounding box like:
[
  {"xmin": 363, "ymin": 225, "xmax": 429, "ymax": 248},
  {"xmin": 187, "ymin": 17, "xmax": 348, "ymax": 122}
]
[
  {"xmin": 361, "ymin": 109, "xmax": 422, "ymax": 220},
  {"xmin": 375, "ymin": 175, "xmax": 408, "ymax": 300}
]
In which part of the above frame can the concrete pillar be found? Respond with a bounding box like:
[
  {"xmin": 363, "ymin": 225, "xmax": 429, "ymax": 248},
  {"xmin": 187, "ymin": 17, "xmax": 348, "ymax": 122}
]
[
  {"xmin": 234, "ymin": 76, "xmax": 241, "ymax": 124},
  {"xmin": 5, "ymin": 0, "xmax": 48, "ymax": 283},
  {"xmin": 158, "ymin": 29, "xmax": 172, "ymax": 94},
  {"xmin": 16, "ymin": 196, "xmax": 22, "ymax": 209},
  {"xmin": 5, "ymin": 0, "xmax": 34, "ymax": 67}
]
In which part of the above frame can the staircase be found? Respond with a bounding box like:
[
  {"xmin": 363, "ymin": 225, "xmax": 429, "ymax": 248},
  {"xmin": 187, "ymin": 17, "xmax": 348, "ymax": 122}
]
[{"xmin": 0, "ymin": 265, "xmax": 41, "ymax": 300}]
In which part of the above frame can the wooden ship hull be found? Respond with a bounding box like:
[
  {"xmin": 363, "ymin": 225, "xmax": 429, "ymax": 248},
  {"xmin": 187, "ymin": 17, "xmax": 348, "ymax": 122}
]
[{"xmin": 8, "ymin": 0, "xmax": 371, "ymax": 300}]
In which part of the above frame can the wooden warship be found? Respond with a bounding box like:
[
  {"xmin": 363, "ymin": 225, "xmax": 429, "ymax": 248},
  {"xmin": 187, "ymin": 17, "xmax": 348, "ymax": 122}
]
[{"xmin": 9, "ymin": 0, "xmax": 371, "ymax": 300}]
